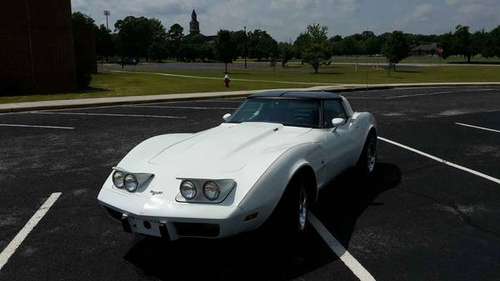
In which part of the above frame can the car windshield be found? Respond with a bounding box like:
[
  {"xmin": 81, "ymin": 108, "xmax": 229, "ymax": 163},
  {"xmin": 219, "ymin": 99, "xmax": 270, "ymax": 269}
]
[{"xmin": 228, "ymin": 98, "xmax": 320, "ymax": 128}]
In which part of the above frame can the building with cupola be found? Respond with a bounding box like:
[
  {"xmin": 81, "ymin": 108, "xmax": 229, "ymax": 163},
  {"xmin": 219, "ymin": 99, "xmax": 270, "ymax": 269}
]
[{"xmin": 186, "ymin": 10, "xmax": 217, "ymax": 43}]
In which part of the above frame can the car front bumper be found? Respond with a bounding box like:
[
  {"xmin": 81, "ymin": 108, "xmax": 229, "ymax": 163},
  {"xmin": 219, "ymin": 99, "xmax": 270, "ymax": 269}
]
[{"xmin": 99, "ymin": 199, "xmax": 263, "ymax": 241}]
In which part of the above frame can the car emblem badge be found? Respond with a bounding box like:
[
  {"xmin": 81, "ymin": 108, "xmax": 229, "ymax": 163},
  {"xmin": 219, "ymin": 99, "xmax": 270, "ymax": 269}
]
[{"xmin": 150, "ymin": 190, "xmax": 163, "ymax": 196}]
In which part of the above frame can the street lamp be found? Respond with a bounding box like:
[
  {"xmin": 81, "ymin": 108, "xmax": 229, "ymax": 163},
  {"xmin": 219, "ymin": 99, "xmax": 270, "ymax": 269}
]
[{"xmin": 104, "ymin": 10, "xmax": 111, "ymax": 30}]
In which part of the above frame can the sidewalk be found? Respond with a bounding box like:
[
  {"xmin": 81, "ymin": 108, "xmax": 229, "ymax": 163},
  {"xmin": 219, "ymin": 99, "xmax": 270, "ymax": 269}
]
[{"xmin": 1, "ymin": 82, "xmax": 500, "ymax": 113}]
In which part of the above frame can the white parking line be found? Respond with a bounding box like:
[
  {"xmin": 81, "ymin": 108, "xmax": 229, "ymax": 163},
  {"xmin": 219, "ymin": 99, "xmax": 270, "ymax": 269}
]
[
  {"xmin": 144, "ymin": 99, "xmax": 244, "ymax": 105},
  {"xmin": 385, "ymin": 91, "xmax": 455, "ymax": 99},
  {"xmin": 0, "ymin": 192, "xmax": 62, "ymax": 271},
  {"xmin": 309, "ymin": 213, "xmax": 376, "ymax": 281},
  {"xmin": 379, "ymin": 137, "xmax": 500, "ymax": 185},
  {"xmin": 125, "ymin": 105, "xmax": 238, "ymax": 110},
  {"xmin": 0, "ymin": 124, "xmax": 75, "ymax": 130},
  {"xmin": 455, "ymin": 122, "xmax": 500, "ymax": 134},
  {"xmin": 385, "ymin": 89, "xmax": 494, "ymax": 100},
  {"xmin": 31, "ymin": 111, "xmax": 187, "ymax": 119}
]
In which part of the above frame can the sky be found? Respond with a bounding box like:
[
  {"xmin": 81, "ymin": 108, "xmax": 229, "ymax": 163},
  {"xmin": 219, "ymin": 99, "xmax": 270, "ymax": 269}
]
[{"xmin": 72, "ymin": 0, "xmax": 500, "ymax": 41}]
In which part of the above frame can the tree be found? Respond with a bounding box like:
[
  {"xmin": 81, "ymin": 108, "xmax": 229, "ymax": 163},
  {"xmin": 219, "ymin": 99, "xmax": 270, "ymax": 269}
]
[
  {"xmin": 247, "ymin": 30, "xmax": 278, "ymax": 60},
  {"xmin": 231, "ymin": 30, "xmax": 248, "ymax": 58},
  {"xmin": 481, "ymin": 26, "xmax": 500, "ymax": 58},
  {"xmin": 278, "ymin": 42, "xmax": 294, "ymax": 67},
  {"xmin": 294, "ymin": 33, "xmax": 311, "ymax": 61},
  {"xmin": 96, "ymin": 24, "xmax": 114, "ymax": 60},
  {"xmin": 167, "ymin": 23, "xmax": 184, "ymax": 60},
  {"xmin": 439, "ymin": 32, "xmax": 455, "ymax": 59},
  {"xmin": 454, "ymin": 25, "xmax": 473, "ymax": 63},
  {"xmin": 492, "ymin": 26, "xmax": 500, "ymax": 58},
  {"xmin": 180, "ymin": 33, "xmax": 207, "ymax": 62},
  {"xmin": 114, "ymin": 16, "xmax": 166, "ymax": 61},
  {"xmin": 299, "ymin": 24, "xmax": 332, "ymax": 73},
  {"xmin": 72, "ymin": 12, "xmax": 97, "ymax": 88},
  {"xmin": 337, "ymin": 36, "xmax": 362, "ymax": 56},
  {"xmin": 364, "ymin": 36, "xmax": 383, "ymax": 55},
  {"xmin": 383, "ymin": 31, "xmax": 410, "ymax": 71},
  {"xmin": 147, "ymin": 19, "xmax": 167, "ymax": 62},
  {"xmin": 215, "ymin": 30, "xmax": 238, "ymax": 72},
  {"xmin": 471, "ymin": 30, "xmax": 487, "ymax": 61}
]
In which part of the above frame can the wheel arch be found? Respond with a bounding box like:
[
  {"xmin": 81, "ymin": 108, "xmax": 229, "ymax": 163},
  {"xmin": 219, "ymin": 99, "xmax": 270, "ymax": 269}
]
[
  {"xmin": 237, "ymin": 143, "xmax": 321, "ymax": 227},
  {"xmin": 289, "ymin": 164, "xmax": 319, "ymax": 203}
]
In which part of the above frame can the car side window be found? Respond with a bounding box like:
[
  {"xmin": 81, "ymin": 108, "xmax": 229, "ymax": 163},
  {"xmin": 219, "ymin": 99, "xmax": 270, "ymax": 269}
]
[{"xmin": 323, "ymin": 100, "xmax": 347, "ymax": 128}]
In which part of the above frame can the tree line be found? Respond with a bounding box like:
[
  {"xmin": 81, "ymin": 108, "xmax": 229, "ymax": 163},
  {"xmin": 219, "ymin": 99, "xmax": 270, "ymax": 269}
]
[{"xmin": 74, "ymin": 12, "xmax": 500, "ymax": 75}]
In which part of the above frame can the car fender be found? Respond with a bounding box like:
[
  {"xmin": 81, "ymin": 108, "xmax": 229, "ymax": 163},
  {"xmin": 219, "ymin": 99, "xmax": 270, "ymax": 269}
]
[
  {"xmin": 351, "ymin": 112, "xmax": 377, "ymax": 162},
  {"xmin": 237, "ymin": 142, "xmax": 321, "ymax": 225}
]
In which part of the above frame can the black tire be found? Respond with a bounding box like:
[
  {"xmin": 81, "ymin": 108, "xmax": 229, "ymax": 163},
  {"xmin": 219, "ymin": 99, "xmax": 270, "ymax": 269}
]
[
  {"xmin": 268, "ymin": 175, "xmax": 310, "ymax": 239},
  {"xmin": 357, "ymin": 131, "xmax": 377, "ymax": 177}
]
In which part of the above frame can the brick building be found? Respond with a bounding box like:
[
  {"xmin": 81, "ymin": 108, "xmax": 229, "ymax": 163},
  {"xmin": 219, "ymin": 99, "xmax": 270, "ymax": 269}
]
[{"xmin": 0, "ymin": 0, "xmax": 77, "ymax": 94}]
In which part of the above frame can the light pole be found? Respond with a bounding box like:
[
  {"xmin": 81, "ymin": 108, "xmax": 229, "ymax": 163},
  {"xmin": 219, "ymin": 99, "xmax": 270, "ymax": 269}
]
[
  {"xmin": 104, "ymin": 10, "xmax": 110, "ymax": 30},
  {"xmin": 244, "ymin": 26, "xmax": 248, "ymax": 69}
]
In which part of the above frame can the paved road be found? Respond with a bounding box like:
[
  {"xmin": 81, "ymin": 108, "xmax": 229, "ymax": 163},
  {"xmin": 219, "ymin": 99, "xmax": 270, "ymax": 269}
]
[
  {"xmin": 1, "ymin": 86, "xmax": 500, "ymax": 280},
  {"xmin": 104, "ymin": 62, "xmax": 500, "ymax": 74}
]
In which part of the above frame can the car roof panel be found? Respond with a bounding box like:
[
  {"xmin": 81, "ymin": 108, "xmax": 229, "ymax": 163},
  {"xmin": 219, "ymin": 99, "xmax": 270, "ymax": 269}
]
[{"xmin": 248, "ymin": 91, "xmax": 340, "ymax": 100}]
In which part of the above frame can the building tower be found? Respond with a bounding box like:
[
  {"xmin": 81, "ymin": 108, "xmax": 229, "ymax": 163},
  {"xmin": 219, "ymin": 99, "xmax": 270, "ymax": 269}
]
[{"xmin": 189, "ymin": 10, "xmax": 200, "ymax": 35}]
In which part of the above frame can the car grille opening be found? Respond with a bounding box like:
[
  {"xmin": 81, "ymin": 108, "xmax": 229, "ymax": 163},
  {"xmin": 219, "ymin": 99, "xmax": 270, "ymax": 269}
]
[{"xmin": 174, "ymin": 222, "xmax": 220, "ymax": 237}]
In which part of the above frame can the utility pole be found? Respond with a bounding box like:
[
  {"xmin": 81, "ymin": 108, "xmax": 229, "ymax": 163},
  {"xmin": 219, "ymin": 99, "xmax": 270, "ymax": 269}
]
[
  {"xmin": 104, "ymin": 10, "xmax": 110, "ymax": 30},
  {"xmin": 244, "ymin": 26, "xmax": 248, "ymax": 69}
]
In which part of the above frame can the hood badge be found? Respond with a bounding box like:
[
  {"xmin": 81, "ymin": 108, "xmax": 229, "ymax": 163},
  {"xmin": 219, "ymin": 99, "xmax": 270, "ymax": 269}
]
[{"xmin": 150, "ymin": 190, "xmax": 163, "ymax": 196}]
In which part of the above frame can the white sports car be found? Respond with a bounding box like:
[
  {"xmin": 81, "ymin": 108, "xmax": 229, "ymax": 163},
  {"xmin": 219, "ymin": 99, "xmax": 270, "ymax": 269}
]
[{"xmin": 98, "ymin": 91, "xmax": 377, "ymax": 240}]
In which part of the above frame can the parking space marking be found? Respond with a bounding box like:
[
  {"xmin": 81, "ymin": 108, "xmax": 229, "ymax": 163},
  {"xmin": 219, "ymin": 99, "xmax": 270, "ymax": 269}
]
[
  {"xmin": 385, "ymin": 89, "xmax": 494, "ymax": 100},
  {"xmin": 0, "ymin": 192, "xmax": 62, "ymax": 271},
  {"xmin": 31, "ymin": 111, "xmax": 187, "ymax": 119},
  {"xmin": 143, "ymin": 99, "xmax": 244, "ymax": 105},
  {"xmin": 309, "ymin": 213, "xmax": 376, "ymax": 281},
  {"xmin": 385, "ymin": 91, "xmax": 455, "ymax": 99},
  {"xmin": 0, "ymin": 124, "xmax": 75, "ymax": 130},
  {"xmin": 125, "ymin": 105, "xmax": 238, "ymax": 110},
  {"xmin": 455, "ymin": 122, "xmax": 500, "ymax": 134},
  {"xmin": 37, "ymin": 105, "xmax": 121, "ymax": 112},
  {"xmin": 379, "ymin": 137, "xmax": 500, "ymax": 185}
]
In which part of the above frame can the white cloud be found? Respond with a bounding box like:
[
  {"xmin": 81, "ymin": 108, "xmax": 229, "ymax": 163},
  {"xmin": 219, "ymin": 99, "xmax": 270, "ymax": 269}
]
[{"xmin": 71, "ymin": 0, "xmax": 500, "ymax": 41}]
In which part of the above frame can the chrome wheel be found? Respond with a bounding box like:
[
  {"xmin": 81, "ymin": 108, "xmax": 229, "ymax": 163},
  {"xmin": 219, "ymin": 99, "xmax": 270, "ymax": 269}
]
[
  {"xmin": 298, "ymin": 188, "xmax": 308, "ymax": 232},
  {"xmin": 367, "ymin": 139, "xmax": 377, "ymax": 173}
]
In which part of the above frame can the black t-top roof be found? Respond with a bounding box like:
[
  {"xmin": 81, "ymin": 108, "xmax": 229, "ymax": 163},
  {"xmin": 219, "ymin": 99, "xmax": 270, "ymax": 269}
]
[{"xmin": 248, "ymin": 91, "xmax": 340, "ymax": 100}]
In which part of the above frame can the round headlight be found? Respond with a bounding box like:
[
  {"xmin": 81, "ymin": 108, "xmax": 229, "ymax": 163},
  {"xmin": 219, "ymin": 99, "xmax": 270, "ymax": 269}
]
[
  {"xmin": 180, "ymin": 180, "xmax": 197, "ymax": 200},
  {"xmin": 112, "ymin": 171, "xmax": 125, "ymax": 188},
  {"xmin": 203, "ymin": 181, "xmax": 220, "ymax": 201},
  {"xmin": 124, "ymin": 174, "xmax": 139, "ymax": 192}
]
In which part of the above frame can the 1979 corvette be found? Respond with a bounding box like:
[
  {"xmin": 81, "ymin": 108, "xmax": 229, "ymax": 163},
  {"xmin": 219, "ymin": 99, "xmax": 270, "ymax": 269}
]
[{"xmin": 98, "ymin": 91, "xmax": 377, "ymax": 240}]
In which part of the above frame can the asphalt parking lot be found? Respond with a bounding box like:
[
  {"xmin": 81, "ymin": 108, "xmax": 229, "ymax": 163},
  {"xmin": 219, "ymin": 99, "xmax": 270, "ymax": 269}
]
[{"xmin": 1, "ymin": 86, "xmax": 500, "ymax": 281}]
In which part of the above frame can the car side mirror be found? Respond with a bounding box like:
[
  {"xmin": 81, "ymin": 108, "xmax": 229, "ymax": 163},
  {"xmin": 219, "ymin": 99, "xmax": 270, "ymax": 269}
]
[
  {"xmin": 223, "ymin": 113, "xmax": 232, "ymax": 122},
  {"xmin": 331, "ymin": 118, "xmax": 345, "ymax": 130}
]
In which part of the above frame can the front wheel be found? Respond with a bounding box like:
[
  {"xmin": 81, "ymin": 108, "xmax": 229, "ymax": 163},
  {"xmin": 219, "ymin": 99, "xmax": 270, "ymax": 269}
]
[
  {"xmin": 357, "ymin": 132, "xmax": 377, "ymax": 177},
  {"xmin": 268, "ymin": 176, "xmax": 311, "ymax": 238}
]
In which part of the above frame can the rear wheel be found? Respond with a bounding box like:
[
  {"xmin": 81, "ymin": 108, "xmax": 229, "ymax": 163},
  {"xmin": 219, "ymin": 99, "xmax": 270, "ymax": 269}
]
[{"xmin": 357, "ymin": 131, "xmax": 377, "ymax": 177}]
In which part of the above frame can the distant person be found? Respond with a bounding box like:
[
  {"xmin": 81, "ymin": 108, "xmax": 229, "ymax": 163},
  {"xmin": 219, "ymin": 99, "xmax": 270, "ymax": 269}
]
[{"xmin": 224, "ymin": 73, "xmax": 231, "ymax": 88}]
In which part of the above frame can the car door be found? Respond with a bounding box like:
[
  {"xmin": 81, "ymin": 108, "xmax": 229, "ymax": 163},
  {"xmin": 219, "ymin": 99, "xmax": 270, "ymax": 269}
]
[{"xmin": 320, "ymin": 99, "xmax": 356, "ymax": 183}]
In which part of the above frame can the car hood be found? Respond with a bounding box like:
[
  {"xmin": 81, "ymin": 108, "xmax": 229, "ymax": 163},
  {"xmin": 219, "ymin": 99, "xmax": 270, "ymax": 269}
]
[
  {"xmin": 99, "ymin": 122, "xmax": 317, "ymax": 217},
  {"xmin": 147, "ymin": 122, "xmax": 312, "ymax": 178}
]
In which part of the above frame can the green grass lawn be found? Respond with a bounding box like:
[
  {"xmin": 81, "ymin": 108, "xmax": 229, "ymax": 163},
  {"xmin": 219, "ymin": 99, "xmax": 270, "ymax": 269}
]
[
  {"xmin": 2, "ymin": 63, "xmax": 500, "ymax": 104},
  {"xmin": 0, "ymin": 72, "xmax": 302, "ymax": 104},
  {"xmin": 163, "ymin": 64, "xmax": 500, "ymax": 84}
]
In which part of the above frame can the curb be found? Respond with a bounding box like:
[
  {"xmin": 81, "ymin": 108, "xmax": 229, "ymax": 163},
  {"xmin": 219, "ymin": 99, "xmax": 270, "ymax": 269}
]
[{"xmin": 1, "ymin": 83, "xmax": 499, "ymax": 113}]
